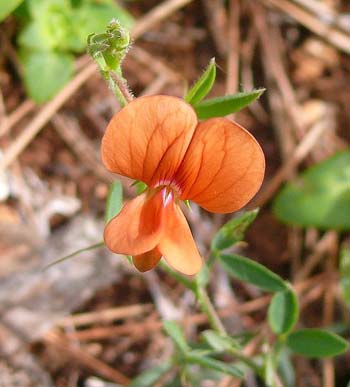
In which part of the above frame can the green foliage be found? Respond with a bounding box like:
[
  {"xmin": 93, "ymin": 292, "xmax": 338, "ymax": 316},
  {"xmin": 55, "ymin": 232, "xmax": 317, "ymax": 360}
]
[
  {"xmin": 20, "ymin": 50, "xmax": 74, "ymax": 103},
  {"xmin": 185, "ymin": 353, "xmax": 244, "ymax": 378},
  {"xmin": 211, "ymin": 209, "xmax": 259, "ymax": 251},
  {"xmin": 286, "ymin": 329, "xmax": 349, "ymax": 358},
  {"xmin": 339, "ymin": 246, "xmax": 350, "ymax": 308},
  {"xmin": 273, "ymin": 151, "xmax": 350, "ymax": 230},
  {"xmin": 219, "ymin": 254, "xmax": 287, "ymax": 292},
  {"xmin": 277, "ymin": 349, "xmax": 295, "ymax": 387},
  {"xmin": 13, "ymin": 0, "xmax": 134, "ymax": 102},
  {"xmin": 194, "ymin": 89, "xmax": 265, "ymax": 119},
  {"xmin": 163, "ymin": 320, "xmax": 190, "ymax": 353},
  {"xmin": 268, "ymin": 288, "xmax": 299, "ymax": 335},
  {"xmin": 87, "ymin": 19, "xmax": 130, "ymax": 73},
  {"xmin": 264, "ymin": 348, "xmax": 275, "ymax": 387},
  {"xmin": 195, "ymin": 262, "xmax": 210, "ymax": 289},
  {"xmin": 105, "ymin": 180, "xmax": 123, "ymax": 223},
  {"xmin": 163, "ymin": 321, "xmax": 244, "ymax": 379},
  {"xmin": 184, "ymin": 58, "xmax": 216, "ymax": 105},
  {"xmin": 76, "ymin": 3, "xmax": 132, "ymax": 53},
  {"xmin": 0, "ymin": 0, "xmax": 24, "ymax": 21},
  {"xmin": 131, "ymin": 180, "xmax": 148, "ymax": 195},
  {"xmin": 128, "ymin": 361, "xmax": 172, "ymax": 387},
  {"xmin": 202, "ymin": 330, "xmax": 240, "ymax": 352}
]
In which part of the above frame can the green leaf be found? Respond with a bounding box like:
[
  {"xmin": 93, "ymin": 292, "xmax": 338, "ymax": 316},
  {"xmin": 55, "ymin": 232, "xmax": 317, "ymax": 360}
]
[
  {"xmin": 185, "ymin": 58, "xmax": 216, "ymax": 105},
  {"xmin": 20, "ymin": 0, "xmax": 134, "ymax": 53},
  {"xmin": 22, "ymin": 0, "xmax": 76, "ymax": 51},
  {"xmin": 202, "ymin": 330, "xmax": 240, "ymax": 352},
  {"xmin": 273, "ymin": 151, "xmax": 350, "ymax": 230},
  {"xmin": 286, "ymin": 329, "xmax": 349, "ymax": 358},
  {"xmin": 277, "ymin": 349, "xmax": 295, "ymax": 387},
  {"xmin": 128, "ymin": 361, "xmax": 172, "ymax": 387},
  {"xmin": 43, "ymin": 241, "xmax": 104, "ymax": 269},
  {"xmin": 185, "ymin": 353, "xmax": 243, "ymax": 378},
  {"xmin": 21, "ymin": 50, "xmax": 74, "ymax": 103},
  {"xmin": 339, "ymin": 246, "xmax": 350, "ymax": 308},
  {"xmin": 211, "ymin": 209, "xmax": 259, "ymax": 251},
  {"xmin": 219, "ymin": 254, "xmax": 287, "ymax": 292},
  {"xmin": 268, "ymin": 288, "xmax": 299, "ymax": 335},
  {"xmin": 18, "ymin": 22, "xmax": 54, "ymax": 51},
  {"xmin": 0, "ymin": 0, "xmax": 24, "ymax": 21},
  {"xmin": 163, "ymin": 320, "xmax": 189, "ymax": 353},
  {"xmin": 105, "ymin": 181, "xmax": 123, "ymax": 223},
  {"xmin": 194, "ymin": 89, "xmax": 265, "ymax": 119}
]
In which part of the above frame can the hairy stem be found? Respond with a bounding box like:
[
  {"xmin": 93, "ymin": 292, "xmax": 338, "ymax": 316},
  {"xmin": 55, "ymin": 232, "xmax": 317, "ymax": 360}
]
[{"xmin": 109, "ymin": 72, "xmax": 134, "ymax": 105}]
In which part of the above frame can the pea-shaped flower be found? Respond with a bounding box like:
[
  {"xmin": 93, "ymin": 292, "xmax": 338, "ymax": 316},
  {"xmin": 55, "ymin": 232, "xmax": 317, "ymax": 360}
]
[{"xmin": 102, "ymin": 95, "xmax": 265, "ymax": 275}]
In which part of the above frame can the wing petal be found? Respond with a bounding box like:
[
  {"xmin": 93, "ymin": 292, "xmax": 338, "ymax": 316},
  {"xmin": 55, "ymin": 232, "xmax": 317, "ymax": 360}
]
[{"xmin": 175, "ymin": 118, "xmax": 265, "ymax": 213}]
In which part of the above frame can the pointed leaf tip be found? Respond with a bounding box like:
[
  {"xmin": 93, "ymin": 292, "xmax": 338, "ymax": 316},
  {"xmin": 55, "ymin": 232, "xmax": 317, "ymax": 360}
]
[
  {"xmin": 211, "ymin": 209, "xmax": 259, "ymax": 251},
  {"xmin": 219, "ymin": 254, "xmax": 287, "ymax": 292},
  {"xmin": 185, "ymin": 58, "xmax": 216, "ymax": 105},
  {"xmin": 195, "ymin": 89, "xmax": 265, "ymax": 119}
]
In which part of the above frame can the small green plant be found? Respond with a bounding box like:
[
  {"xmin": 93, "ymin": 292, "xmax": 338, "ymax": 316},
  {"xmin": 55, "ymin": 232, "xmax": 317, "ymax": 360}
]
[
  {"xmin": 44, "ymin": 21, "xmax": 349, "ymax": 386},
  {"xmin": 1, "ymin": 0, "xmax": 133, "ymax": 103},
  {"xmin": 273, "ymin": 151, "xmax": 350, "ymax": 230}
]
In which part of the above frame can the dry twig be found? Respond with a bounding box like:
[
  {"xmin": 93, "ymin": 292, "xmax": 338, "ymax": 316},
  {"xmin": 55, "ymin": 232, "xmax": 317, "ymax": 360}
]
[
  {"xmin": 45, "ymin": 331, "xmax": 130, "ymax": 385},
  {"xmin": 201, "ymin": 0, "xmax": 228, "ymax": 57},
  {"xmin": 261, "ymin": 0, "xmax": 350, "ymax": 54}
]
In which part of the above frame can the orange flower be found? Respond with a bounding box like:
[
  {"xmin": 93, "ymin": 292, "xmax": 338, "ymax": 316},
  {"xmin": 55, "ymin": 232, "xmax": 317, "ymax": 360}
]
[{"xmin": 102, "ymin": 95, "xmax": 265, "ymax": 275}]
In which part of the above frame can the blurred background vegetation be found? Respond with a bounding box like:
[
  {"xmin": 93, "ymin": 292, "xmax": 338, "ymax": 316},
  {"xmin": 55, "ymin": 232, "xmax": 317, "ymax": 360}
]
[{"xmin": 0, "ymin": 0, "xmax": 349, "ymax": 386}]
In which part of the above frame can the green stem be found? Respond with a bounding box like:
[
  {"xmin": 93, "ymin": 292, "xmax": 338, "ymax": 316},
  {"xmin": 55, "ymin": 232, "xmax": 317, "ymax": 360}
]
[
  {"xmin": 196, "ymin": 287, "xmax": 226, "ymax": 335},
  {"xmin": 161, "ymin": 260, "xmax": 263, "ymax": 376},
  {"xmin": 107, "ymin": 74, "xmax": 128, "ymax": 107},
  {"xmin": 159, "ymin": 261, "xmax": 194, "ymax": 290},
  {"xmin": 196, "ymin": 285, "xmax": 264, "ymax": 376},
  {"xmin": 43, "ymin": 241, "xmax": 105, "ymax": 270},
  {"xmin": 109, "ymin": 71, "xmax": 134, "ymax": 104},
  {"xmin": 207, "ymin": 251, "xmax": 219, "ymax": 269},
  {"xmin": 228, "ymin": 347, "xmax": 262, "ymax": 377}
]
